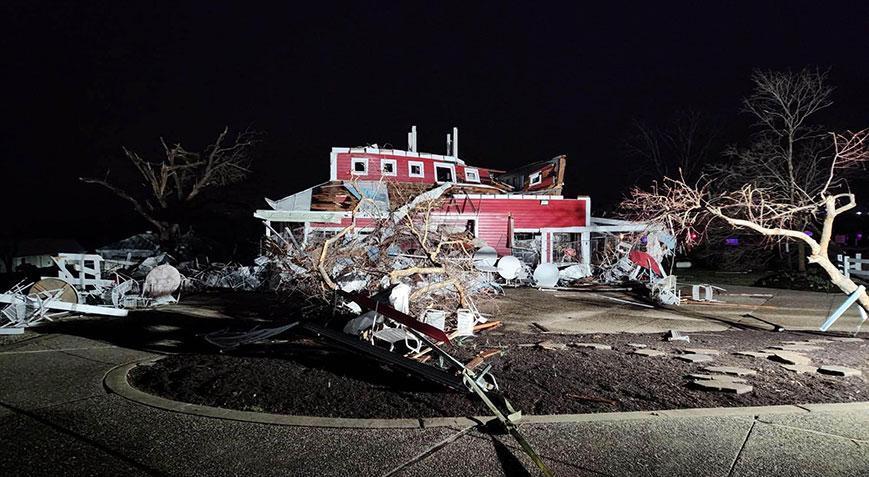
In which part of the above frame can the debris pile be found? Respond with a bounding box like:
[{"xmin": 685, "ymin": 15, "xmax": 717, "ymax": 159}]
[
  {"xmin": 264, "ymin": 182, "xmax": 497, "ymax": 321},
  {"xmin": 0, "ymin": 252, "xmax": 186, "ymax": 333}
]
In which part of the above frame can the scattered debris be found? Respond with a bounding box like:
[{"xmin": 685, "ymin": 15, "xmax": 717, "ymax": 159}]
[
  {"xmin": 817, "ymin": 365, "xmax": 862, "ymax": 377},
  {"xmin": 688, "ymin": 374, "xmax": 747, "ymax": 383},
  {"xmin": 703, "ymin": 366, "xmax": 757, "ymax": 376},
  {"xmin": 781, "ymin": 364, "xmax": 818, "ymax": 374},
  {"xmin": 769, "ymin": 344, "xmax": 824, "ymax": 352},
  {"xmin": 735, "ymin": 351, "xmax": 773, "ymax": 359},
  {"xmin": 627, "ymin": 343, "xmax": 648, "ymax": 348},
  {"xmin": 665, "ymin": 330, "xmax": 690, "ymax": 342},
  {"xmin": 537, "ymin": 340, "xmax": 568, "ymax": 351},
  {"xmin": 675, "ymin": 354, "xmax": 715, "ymax": 363},
  {"xmin": 690, "ymin": 378, "xmax": 753, "ymax": 394},
  {"xmin": 569, "ymin": 342, "xmax": 613, "ymax": 350},
  {"xmin": 767, "ymin": 351, "xmax": 812, "ymax": 366},
  {"xmin": 682, "ymin": 348, "xmax": 720, "ymax": 355},
  {"xmin": 633, "ymin": 348, "xmax": 667, "ymax": 357}
]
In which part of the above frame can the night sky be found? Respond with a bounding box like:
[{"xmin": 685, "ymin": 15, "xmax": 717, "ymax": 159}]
[{"xmin": 3, "ymin": 1, "xmax": 868, "ymax": 248}]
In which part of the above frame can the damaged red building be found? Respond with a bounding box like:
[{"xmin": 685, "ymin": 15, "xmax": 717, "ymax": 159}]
[{"xmin": 255, "ymin": 127, "xmax": 643, "ymax": 268}]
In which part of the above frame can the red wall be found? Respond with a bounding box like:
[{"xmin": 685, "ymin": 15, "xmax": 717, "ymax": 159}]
[
  {"xmin": 334, "ymin": 151, "xmax": 491, "ymax": 183},
  {"xmin": 476, "ymin": 198, "xmax": 586, "ymax": 253}
]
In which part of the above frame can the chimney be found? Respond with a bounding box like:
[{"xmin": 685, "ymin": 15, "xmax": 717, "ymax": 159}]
[{"xmin": 452, "ymin": 127, "xmax": 459, "ymax": 157}]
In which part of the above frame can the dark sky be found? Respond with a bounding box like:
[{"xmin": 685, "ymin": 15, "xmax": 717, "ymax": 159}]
[{"xmin": 2, "ymin": 1, "xmax": 868, "ymax": 246}]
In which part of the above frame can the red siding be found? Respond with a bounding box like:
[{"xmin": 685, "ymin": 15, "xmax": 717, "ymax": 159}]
[
  {"xmin": 335, "ymin": 152, "xmax": 491, "ymax": 184},
  {"xmin": 440, "ymin": 197, "xmax": 588, "ymax": 255}
]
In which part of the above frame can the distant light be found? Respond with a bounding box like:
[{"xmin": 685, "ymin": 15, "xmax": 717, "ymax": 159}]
[
  {"xmin": 858, "ymin": 211, "xmax": 864, "ymax": 215},
  {"xmin": 804, "ymin": 231, "xmax": 813, "ymax": 237},
  {"xmin": 725, "ymin": 237, "xmax": 739, "ymax": 246}
]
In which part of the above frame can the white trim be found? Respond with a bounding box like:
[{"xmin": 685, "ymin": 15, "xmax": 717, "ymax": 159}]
[
  {"xmin": 464, "ymin": 167, "xmax": 480, "ymax": 183},
  {"xmin": 344, "ymin": 147, "xmax": 465, "ymax": 165},
  {"xmin": 380, "ymin": 158, "xmax": 398, "ymax": 176},
  {"xmin": 407, "ymin": 160, "xmax": 425, "ymax": 178},
  {"xmin": 351, "ymin": 157, "xmax": 369, "ymax": 175},
  {"xmin": 434, "ymin": 162, "xmax": 456, "ymax": 183},
  {"xmin": 329, "ymin": 150, "xmax": 339, "ymax": 181}
]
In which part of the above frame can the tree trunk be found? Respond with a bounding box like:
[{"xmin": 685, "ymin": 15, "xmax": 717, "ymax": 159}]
[
  {"xmin": 810, "ymin": 253, "xmax": 869, "ymax": 315},
  {"xmin": 797, "ymin": 241, "xmax": 807, "ymax": 272}
]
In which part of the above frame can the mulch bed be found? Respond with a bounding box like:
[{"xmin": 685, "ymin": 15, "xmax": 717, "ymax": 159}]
[{"xmin": 130, "ymin": 329, "xmax": 868, "ymax": 419}]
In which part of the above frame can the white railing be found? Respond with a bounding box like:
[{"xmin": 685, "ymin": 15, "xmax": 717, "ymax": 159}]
[{"xmin": 837, "ymin": 253, "xmax": 868, "ymax": 279}]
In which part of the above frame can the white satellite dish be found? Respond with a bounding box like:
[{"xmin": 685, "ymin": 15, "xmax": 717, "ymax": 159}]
[
  {"xmin": 533, "ymin": 263, "xmax": 560, "ymax": 288},
  {"xmin": 473, "ymin": 246, "xmax": 498, "ymax": 269},
  {"xmin": 497, "ymin": 256, "xmax": 522, "ymax": 280}
]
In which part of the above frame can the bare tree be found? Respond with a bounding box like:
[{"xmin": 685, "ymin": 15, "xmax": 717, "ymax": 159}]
[
  {"xmin": 714, "ymin": 68, "xmax": 834, "ymax": 270},
  {"xmin": 621, "ymin": 129, "xmax": 869, "ymax": 314},
  {"xmin": 81, "ymin": 127, "xmax": 259, "ymax": 241},
  {"xmin": 625, "ymin": 110, "xmax": 719, "ymax": 182}
]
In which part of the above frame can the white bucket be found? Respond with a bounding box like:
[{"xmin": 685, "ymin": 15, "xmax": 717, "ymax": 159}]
[
  {"xmin": 423, "ymin": 309, "xmax": 447, "ymax": 331},
  {"xmin": 455, "ymin": 308, "xmax": 475, "ymax": 336}
]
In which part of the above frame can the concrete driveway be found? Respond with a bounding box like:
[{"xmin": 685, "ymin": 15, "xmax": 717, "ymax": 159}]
[{"xmin": 495, "ymin": 286, "xmax": 866, "ymax": 335}]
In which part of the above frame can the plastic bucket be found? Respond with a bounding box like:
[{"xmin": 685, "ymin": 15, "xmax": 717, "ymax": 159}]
[
  {"xmin": 423, "ymin": 309, "xmax": 447, "ymax": 331},
  {"xmin": 455, "ymin": 308, "xmax": 475, "ymax": 336}
]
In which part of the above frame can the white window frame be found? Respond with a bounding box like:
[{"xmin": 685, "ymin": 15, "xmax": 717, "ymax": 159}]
[
  {"xmin": 351, "ymin": 157, "xmax": 369, "ymax": 175},
  {"xmin": 529, "ymin": 171, "xmax": 542, "ymax": 186},
  {"xmin": 408, "ymin": 160, "xmax": 425, "ymax": 178},
  {"xmin": 434, "ymin": 162, "xmax": 456, "ymax": 183},
  {"xmin": 464, "ymin": 167, "xmax": 480, "ymax": 183},
  {"xmin": 380, "ymin": 158, "xmax": 397, "ymax": 176}
]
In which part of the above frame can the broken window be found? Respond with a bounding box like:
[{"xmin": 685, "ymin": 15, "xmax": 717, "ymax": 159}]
[
  {"xmin": 351, "ymin": 157, "xmax": 368, "ymax": 175},
  {"xmin": 552, "ymin": 232, "xmax": 581, "ymax": 263},
  {"xmin": 408, "ymin": 160, "xmax": 424, "ymax": 178},
  {"xmin": 529, "ymin": 171, "xmax": 542, "ymax": 186},
  {"xmin": 381, "ymin": 159, "xmax": 397, "ymax": 176},
  {"xmin": 435, "ymin": 164, "xmax": 454, "ymax": 183},
  {"xmin": 512, "ymin": 232, "xmax": 541, "ymax": 266}
]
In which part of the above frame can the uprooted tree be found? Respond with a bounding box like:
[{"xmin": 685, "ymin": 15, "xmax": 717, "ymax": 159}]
[
  {"xmin": 81, "ymin": 127, "xmax": 259, "ymax": 242},
  {"xmin": 621, "ymin": 128, "xmax": 869, "ymax": 313}
]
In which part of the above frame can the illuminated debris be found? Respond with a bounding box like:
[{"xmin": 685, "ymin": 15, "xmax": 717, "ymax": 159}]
[
  {"xmin": 817, "ymin": 365, "xmax": 862, "ymax": 377},
  {"xmin": 703, "ymin": 366, "xmax": 757, "ymax": 376},
  {"xmin": 688, "ymin": 374, "xmax": 747, "ymax": 383},
  {"xmin": 690, "ymin": 378, "xmax": 753, "ymax": 394},
  {"xmin": 768, "ymin": 351, "xmax": 812, "ymax": 366},
  {"xmin": 769, "ymin": 344, "xmax": 824, "ymax": 352},
  {"xmin": 682, "ymin": 348, "xmax": 721, "ymax": 355},
  {"xmin": 735, "ymin": 351, "xmax": 773, "ymax": 358},
  {"xmin": 675, "ymin": 353, "xmax": 715, "ymax": 363},
  {"xmin": 633, "ymin": 348, "xmax": 667, "ymax": 357},
  {"xmin": 781, "ymin": 364, "xmax": 818, "ymax": 374},
  {"xmin": 569, "ymin": 342, "xmax": 613, "ymax": 350}
]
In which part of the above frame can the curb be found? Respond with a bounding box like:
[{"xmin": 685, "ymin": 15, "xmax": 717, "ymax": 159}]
[{"xmin": 105, "ymin": 357, "xmax": 869, "ymax": 429}]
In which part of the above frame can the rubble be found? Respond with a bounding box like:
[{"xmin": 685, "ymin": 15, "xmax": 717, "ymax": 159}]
[
  {"xmin": 817, "ymin": 365, "xmax": 862, "ymax": 377},
  {"xmin": 702, "ymin": 366, "xmax": 757, "ymax": 376}
]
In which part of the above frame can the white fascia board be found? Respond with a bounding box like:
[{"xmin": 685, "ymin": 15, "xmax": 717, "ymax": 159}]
[{"xmin": 254, "ymin": 210, "xmax": 348, "ymax": 223}]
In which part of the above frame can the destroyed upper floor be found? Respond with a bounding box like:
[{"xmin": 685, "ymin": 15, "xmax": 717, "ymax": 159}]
[{"xmin": 321, "ymin": 126, "xmax": 567, "ymax": 196}]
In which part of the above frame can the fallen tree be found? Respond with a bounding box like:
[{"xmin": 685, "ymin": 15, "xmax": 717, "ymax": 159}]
[
  {"xmin": 621, "ymin": 128, "xmax": 869, "ymax": 314},
  {"xmin": 265, "ymin": 180, "xmax": 497, "ymax": 318}
]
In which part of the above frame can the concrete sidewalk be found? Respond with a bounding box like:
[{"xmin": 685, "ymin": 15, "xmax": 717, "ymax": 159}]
[{"xmin": 1, "ymin": 332, "xmax": 867, "ymax": 476}]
